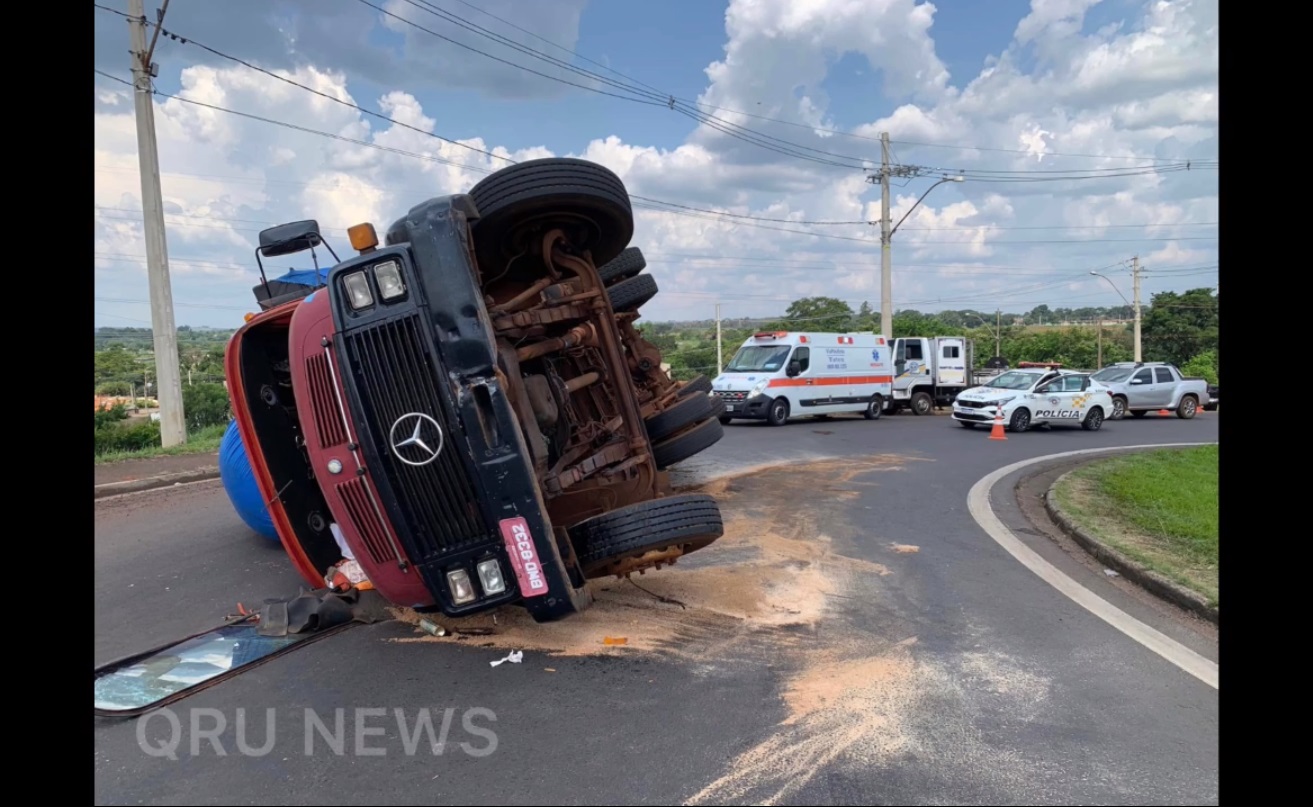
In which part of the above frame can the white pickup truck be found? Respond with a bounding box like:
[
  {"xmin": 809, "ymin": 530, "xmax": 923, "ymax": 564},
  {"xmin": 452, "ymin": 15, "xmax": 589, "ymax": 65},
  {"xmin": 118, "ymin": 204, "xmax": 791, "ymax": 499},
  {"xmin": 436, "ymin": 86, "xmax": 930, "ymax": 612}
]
[{"xmin": 1087, "ymin": 362, "xmax": 1210, "ymax": 420}]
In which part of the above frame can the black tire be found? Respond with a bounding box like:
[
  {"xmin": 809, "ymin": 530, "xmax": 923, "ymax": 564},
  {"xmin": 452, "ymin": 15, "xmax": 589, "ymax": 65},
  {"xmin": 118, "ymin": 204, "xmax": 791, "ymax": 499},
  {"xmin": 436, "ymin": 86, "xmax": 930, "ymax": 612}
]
[
  {"xmin": 718, "ymin": 415, "xmax": 732, "ymax": 425},
  {"xmin": 1009, "ymin": 407, "xmax": 1031, "ymax": 433},
  {"xmin": 645, "ymin": 393, "xmax": 714, "ymax": 442},
  {"xmin": 652, "ymin": 416, "xmax": 724, "ymax": 469},
  {"xmin": 863, "ymin": 394, "xmax": 884, "ymax": 420},
  {"xmin": 569, "ymin": 494, "xmax": 724, "ymax": 576},
  {"xmin": 766, "ymin": 397, "xmax": 790, "ymax": 426},
  {"xmin": 678, "ymin": 374, "xmax": 713, "ymax": 397},
  {"xmin": 1176, "ymin": 395, "xmax": 1198, "ymax": 419},
  {"xmin": 707, "ymin": 395, "xmax": 726, "ymax": 419},
  {"xmin": 1082, "ymin": 407, "xmax": 1105, "ymax": 431},
  {"xmin": 598, "ymin": 246, "xmax": 646, "ymax": 284},
  {"xmin": 468, "ymin": 157, "xmax": 634, "ymax": 276},
  {"xmin": 959, "ymin": 421, "xmax": 976, "ymax": 428},
  {"xmin": 609, "ymin": 274, "xmax": 658, "ymax": 312},
  {"xmin": 1110, "ymin": 396, "xmax": 1127, "ymax": 420},
  {"xmin": 911, "ymin": 392, "xmax": 933, "ymax": 416}
]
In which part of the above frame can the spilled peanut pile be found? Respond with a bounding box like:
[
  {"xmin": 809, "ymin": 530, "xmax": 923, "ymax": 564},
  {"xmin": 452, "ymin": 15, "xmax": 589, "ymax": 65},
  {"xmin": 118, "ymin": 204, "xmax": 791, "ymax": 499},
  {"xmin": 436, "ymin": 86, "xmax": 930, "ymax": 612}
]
[{"xmin": 390, "ymin": 454, "xmax": 1052, "ymax": 804}]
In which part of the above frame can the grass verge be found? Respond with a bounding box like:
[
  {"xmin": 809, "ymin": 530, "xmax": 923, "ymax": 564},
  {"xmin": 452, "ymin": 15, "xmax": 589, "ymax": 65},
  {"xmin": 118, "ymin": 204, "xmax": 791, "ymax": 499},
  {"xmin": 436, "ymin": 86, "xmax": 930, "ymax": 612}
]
[
  {"xmin": 1054, "ymin": 445, "xmax": 1218, "ymax": 607},
  {"xmin": 94, "ymin": 423, "xmax": 228, "ymax": 464}
]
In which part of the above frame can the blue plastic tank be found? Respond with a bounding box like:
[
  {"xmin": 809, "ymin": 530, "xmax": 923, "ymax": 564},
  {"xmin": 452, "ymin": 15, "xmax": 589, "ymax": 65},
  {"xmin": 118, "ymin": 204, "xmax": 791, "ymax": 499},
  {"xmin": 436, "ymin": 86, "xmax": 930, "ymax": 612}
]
[{"xmin": 218, "ymin": 419, "xmax": 279, "ymax": 541}]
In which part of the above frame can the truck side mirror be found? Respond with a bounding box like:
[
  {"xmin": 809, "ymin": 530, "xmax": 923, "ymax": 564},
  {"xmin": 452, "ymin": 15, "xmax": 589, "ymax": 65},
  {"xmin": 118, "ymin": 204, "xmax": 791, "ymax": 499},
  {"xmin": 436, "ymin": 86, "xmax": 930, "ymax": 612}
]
[{"xmin": 786, "ymin": 361, "xmax": 801, "ymax": 377}]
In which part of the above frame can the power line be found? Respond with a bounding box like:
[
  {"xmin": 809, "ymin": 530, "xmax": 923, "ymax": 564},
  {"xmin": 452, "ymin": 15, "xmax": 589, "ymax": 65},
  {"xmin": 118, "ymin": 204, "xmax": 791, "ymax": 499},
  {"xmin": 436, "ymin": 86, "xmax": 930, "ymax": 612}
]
[
  {"xmin": 363, "ymin": 0, "xmax": 1211, "ymax": 165},
  {"xmin": 105, "ymin": 6, "xmax": 1217, "ymax": 181}
]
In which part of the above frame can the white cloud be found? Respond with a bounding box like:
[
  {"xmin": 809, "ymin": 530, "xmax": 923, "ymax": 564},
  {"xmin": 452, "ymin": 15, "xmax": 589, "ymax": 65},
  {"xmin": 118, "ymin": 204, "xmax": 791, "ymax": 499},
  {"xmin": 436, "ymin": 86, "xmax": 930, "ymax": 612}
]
[{"xmin": 94, "ymin": 0, "xmax": 1217, "ymax": 329}]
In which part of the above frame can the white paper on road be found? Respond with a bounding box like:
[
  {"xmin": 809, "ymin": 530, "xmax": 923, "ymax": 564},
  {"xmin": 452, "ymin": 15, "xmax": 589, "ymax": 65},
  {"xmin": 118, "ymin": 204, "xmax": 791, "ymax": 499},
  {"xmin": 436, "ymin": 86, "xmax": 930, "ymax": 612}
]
[{"xmin": 490, "ymin": 650, "xmax": 523, "ymax": 667}]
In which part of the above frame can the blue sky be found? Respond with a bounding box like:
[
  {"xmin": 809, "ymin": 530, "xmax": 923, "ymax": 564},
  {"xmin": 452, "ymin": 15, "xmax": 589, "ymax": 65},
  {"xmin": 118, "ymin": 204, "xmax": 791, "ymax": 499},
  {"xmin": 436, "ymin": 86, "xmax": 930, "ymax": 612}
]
[{"xmin": 94, "ymin": 0, "xmax": 1218, "ymax": 329}]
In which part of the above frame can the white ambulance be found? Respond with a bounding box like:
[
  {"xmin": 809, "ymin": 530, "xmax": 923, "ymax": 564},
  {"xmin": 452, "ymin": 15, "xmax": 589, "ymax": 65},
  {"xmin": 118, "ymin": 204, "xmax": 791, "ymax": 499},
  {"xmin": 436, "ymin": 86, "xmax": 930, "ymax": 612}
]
[{"xmin": 712, "ymin": 331, "xmax": 894, "ymax": 426}]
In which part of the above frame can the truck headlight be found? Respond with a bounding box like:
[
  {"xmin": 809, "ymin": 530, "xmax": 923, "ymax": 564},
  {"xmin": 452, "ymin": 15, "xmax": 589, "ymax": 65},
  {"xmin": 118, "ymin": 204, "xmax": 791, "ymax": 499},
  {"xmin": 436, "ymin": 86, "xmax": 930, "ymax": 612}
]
[
  {"xmin": 749, "ymin": 380, "xmax": 768, "ymax": 398},
  {"xmin": 447, "ymin": 569, "xmax": 476, "ymax": 604},
  {"xmin": 342, "ymin": 271, "xmax": 373, "ymax": 310},
  {"xmin": 373, "ymin": 260, "xmax": 405, "ymax": 301},
  {"xmin": 476, "ymin": 559, "xmax": 506, "ymax": 595}
]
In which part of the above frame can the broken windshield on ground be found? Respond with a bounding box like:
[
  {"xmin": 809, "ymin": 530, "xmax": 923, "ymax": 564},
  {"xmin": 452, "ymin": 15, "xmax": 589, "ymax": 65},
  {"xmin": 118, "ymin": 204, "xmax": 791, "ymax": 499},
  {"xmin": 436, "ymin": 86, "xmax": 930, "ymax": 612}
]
[{"xmin": 95, "ymin": 624, "xmax": 305, "ymax": 712}]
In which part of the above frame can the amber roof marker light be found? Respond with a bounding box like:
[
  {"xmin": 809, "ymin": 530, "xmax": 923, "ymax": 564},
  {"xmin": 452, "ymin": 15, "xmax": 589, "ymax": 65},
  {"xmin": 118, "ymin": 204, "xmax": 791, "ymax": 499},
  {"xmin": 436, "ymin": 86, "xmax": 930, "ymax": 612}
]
[{"xmin": 349, "ymin": 223, "xmax": 379, "ymax": 254}]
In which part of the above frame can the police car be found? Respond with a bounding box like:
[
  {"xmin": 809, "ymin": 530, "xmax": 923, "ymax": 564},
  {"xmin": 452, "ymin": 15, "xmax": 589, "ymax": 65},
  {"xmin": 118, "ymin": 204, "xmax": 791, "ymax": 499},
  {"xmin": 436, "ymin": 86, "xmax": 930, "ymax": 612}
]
[{"xmin": 951, "ymin": 368, "xmax": 1113, "ymax": 432}]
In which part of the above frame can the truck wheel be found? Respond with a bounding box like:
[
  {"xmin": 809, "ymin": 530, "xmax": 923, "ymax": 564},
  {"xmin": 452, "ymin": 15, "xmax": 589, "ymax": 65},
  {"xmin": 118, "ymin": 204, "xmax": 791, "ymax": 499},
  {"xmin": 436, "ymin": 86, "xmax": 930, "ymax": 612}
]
[
  {"xmin": 1082, "ymin": 407, "xmax": 1105, "ymax": 431},
  {"xmin": 678, "ymin": 374, "xmax": 713, "ymax": 397},
  {"xmin": 766, "ymin": 397, "xmax": 790, "ymax": 426},
  {"xmin": 911, "ymin": 392, "xmax": 933, "ymax": 416},
  {"xmin": 468, "ymin": 157, "xmax": 634, "ymax": 277},
  {"xmin": 1009, "ymin": 407, "xmax": 1031, "ymax": 433},
  {"xmin": 597, "ymin": 246, "xmax": 646, "ymax": 285},
  {"xmin": 645, "ymin": 392, "xmax": 714, "ymax": 442},
  {"xmin": 1110, "ymin": 396, "xmax": 1127, "ymax": 420},
  {"xmin": 864, "ymin": 394, "xmax": 884, "ymax": 420},
  {"xmin": 652, "ymin": 417, "xmax": 724, "ymax": 469},
  {"xmin": 569, "ymin": 494, "xmax": 724, "ymax": 578},
  {"xmin": 1176, "ymin": 395, "xmax": 1198, "ymax": 419},
  {"xmin": 608, "ymin": 274, "xmax": 658, "ymax": 312}
]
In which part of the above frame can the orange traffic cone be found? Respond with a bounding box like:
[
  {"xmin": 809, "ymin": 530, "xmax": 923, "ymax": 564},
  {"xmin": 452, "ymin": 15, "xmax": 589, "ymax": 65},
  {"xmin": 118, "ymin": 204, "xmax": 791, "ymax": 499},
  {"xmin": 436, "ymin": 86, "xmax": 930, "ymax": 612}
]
[
  {"xmin": 989, "ymin": 409, "xmax": 1007, "ymax": 440},
  {"xmin": 1157, "ymin": 409, "xmax": 1171, "ymax": 416}
]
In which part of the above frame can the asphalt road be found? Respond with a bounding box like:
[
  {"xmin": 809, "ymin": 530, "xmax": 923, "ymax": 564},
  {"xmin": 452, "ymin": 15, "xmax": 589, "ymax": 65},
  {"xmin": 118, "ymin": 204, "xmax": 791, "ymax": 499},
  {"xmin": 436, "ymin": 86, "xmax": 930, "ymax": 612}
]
[{"xmin": 94, "ymin": 411, "xmax": 1219, "ymax": 805}]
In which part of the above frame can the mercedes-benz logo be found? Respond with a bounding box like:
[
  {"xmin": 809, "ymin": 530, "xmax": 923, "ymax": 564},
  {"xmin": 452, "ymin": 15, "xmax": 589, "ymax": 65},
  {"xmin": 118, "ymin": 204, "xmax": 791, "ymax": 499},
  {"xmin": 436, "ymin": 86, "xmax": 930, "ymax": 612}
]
[{"xmin": 389, "ymin": 412, "xmax": 444, "ymax": 466}]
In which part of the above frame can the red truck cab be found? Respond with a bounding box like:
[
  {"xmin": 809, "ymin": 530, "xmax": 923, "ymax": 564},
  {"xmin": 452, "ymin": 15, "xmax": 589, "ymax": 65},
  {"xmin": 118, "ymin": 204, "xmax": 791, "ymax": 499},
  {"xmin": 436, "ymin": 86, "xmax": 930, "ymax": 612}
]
[{"xmin": 225, "ymin": 159, "xmax": 727, "ymax": 623}]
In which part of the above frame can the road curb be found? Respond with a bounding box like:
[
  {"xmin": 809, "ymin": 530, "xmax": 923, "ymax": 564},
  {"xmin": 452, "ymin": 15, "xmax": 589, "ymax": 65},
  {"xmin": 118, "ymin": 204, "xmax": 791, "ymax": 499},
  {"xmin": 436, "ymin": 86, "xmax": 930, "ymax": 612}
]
[
  {"xmin": 1044, "ymin": 465, "xmax": 1218, "ymax": 626},
  {"xmin": 94, "ymin": 467, "xmax": 221, "ymax": 499}
]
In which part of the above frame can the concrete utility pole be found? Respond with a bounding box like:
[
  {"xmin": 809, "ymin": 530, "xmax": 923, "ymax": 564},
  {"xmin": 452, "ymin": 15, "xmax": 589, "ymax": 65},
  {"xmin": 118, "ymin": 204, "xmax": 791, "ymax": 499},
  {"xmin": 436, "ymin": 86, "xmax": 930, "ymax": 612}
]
[
  {"xmin": 869, "ymin": 136, "xmax": 963, "ymax": 341},
  {"xmin": 879, "ymin": 133, "xmax": 893, "ymax": 341},
  {"xmin": 128, "ymin": 0, "xmax": 186, "ymax": 446},
  {"xmin": 715, "ymin": 303, "xmax": 723, "ymax": 376},
  {"xmin": 1131, "ymin": 255, "xmax": 1142, "ymax": 363},
  {"xmin": 994, "ymin": 309, "xmax": 1001, "ymax": 357}
]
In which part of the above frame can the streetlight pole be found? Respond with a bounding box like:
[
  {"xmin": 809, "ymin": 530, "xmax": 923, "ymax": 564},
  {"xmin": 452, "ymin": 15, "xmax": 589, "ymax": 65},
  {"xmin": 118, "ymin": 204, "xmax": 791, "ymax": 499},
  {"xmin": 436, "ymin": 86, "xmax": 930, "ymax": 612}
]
[
  {"xmin": 869, "ymin": 134, "xmax": 963, "ymax": 340},
  {"xmin": 964, "ymin": 312, "xmax": 1001, "ymax": 358},
  {"xmin": 1091, "ymin": 265, "xmax": 1141, "ymax": 362}
]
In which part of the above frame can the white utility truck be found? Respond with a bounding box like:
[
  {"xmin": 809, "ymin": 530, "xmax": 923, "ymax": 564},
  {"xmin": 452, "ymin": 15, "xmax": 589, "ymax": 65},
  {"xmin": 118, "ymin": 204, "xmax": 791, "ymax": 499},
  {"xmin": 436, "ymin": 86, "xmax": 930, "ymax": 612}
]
[
  {"xmin": 888, "ymin": 336, "xmax": 978, "ymax": 415},
  {"xmin": 712, "ymin": 331, "xmax": 893, "ymax": 426}
]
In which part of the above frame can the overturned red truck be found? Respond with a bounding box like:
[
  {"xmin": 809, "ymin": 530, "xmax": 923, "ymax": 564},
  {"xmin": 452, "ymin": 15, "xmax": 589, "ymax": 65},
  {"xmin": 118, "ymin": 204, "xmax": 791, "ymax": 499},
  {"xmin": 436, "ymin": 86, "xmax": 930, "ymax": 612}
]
[{"xmin": 224, "ymin": 158, "xmax": 727, "ymax": 622}]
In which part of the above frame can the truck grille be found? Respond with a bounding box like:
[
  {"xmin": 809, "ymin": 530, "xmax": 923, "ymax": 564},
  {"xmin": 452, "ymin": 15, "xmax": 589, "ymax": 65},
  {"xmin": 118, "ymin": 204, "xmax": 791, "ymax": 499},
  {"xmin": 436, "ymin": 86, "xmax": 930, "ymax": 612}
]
[
  {"xmin": 341, "ymin": 313, "xmax": 490, "ymax": 558},
  {"xmin": 304, "ymin": 353, "xmax": 348, "ymax": 448},
  {"xmin": 338, "ymin": 477, "xmax": 398, "ymax": 565}
]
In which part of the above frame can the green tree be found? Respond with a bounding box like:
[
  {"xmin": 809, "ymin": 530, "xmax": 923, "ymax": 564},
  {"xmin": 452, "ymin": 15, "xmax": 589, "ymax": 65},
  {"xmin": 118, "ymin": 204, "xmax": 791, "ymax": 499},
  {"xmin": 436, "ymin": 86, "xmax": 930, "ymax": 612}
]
[
  {"xmin": 182, "ymin": 382, "xmax": 231, "ymax": 431},
  {"xmin": 892, "ymin": 310, "xmax": 963, "ymax": 337},
  {"xmin": 1140, "ymin": 288, "xmax": 1218, "ymax": 366},
  {"xmin": 1181, "ymin": 350, "xmax": 1219, "ymax": 385},
  {"xmin": 853, "ymin": 301, "xmax": 877, "ymax": 332},
  {"xmin": 778, "ymin": 296, "xmax": 854, "ymax": 332},
  {"xmin": 94, "ymin": 344, "xmax": 144, "ymax": 388}
]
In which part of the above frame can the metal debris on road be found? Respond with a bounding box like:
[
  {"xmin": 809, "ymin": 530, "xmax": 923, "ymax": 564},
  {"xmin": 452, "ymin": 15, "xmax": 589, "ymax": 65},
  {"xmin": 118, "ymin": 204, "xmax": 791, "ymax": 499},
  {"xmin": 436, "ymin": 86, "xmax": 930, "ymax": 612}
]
[{"xmin": 419, "ymin": 619, "xmax": 446, "ymax": 637}]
